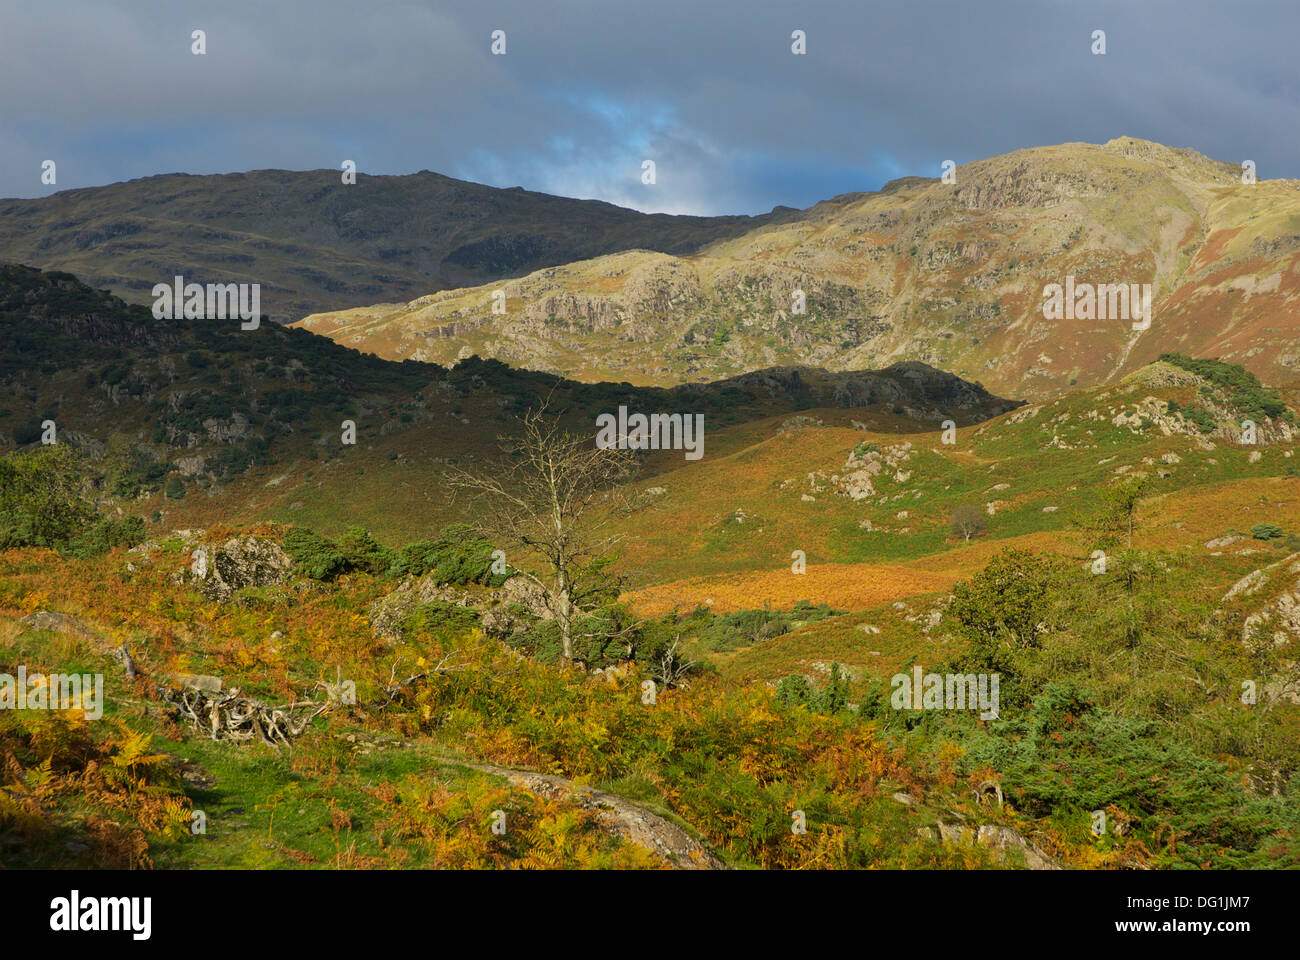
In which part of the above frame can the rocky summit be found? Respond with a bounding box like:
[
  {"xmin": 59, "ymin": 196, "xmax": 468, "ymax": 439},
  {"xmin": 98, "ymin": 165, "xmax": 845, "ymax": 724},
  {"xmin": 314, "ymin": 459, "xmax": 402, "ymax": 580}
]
[{"xmin": 291, "ymin": 138, "xmax": 1300, "ymax": 400}]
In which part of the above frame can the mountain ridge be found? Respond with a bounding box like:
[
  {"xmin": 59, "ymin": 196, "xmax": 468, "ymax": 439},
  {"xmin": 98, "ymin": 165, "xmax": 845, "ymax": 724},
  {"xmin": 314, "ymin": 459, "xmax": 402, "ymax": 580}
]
[
  {"xmin": 0, "ymin": 168, "xmax": 793, "ymax": 322},
  {"xmin": 294, "ymin": 136, "xmax": 1300, "ymax": 399},
  {"xmin": 6, "ymin": 136, "xmax": 1300, "ymax": 401}
]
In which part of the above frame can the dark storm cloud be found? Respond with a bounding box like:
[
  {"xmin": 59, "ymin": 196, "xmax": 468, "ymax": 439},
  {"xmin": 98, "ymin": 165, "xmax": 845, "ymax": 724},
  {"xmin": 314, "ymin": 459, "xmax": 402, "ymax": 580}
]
[{"xmin": 1, "ymin": 0, "xmax": 1296, "ymax": 214}]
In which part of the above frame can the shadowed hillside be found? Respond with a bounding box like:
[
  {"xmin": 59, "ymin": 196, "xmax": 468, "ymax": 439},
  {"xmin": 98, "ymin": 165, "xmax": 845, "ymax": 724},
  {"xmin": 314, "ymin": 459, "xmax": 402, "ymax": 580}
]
[
  {"xmin": 0, "ymin": 170, "xmax": 792, "ymax": 322},
  {"xmin": 0, "ymin": 262, "xmax": 1013, "ymax": 531}
]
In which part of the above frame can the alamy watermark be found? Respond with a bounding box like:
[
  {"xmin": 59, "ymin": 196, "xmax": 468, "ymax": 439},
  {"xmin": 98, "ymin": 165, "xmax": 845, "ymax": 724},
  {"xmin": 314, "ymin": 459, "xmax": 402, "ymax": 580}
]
[
  {"xmin": 1042, "ymin": 275, "xmax": 1152, "ymax": 331},
  {"xmin": 891, "ymin": 665, "xmax": 999, "ymax": 720},
  {"xmin": 595, "ymin": 407, "xmax": 704, "ymax": 460},
  {"xmin": 0, "ymin": 667, "xmax": 103, "ymax": 720},
  {"xmin": 152, "ymin": 275, "xmax": 260, "ymax": 329},
  {"xmin": 50, "ymin": 890, "xmax": 150, "ymax": 940}
]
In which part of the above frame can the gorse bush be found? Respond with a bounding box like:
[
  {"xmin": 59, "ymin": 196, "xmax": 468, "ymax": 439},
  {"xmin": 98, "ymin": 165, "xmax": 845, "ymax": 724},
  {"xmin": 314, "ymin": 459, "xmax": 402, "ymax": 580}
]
[
  {"xmin": 775, "ymin": 663, "xmax": 851, "ymax": 715},
  {"xmin": 388, "ymin": 524, "xmax": 510, "ymax": 586},
  {"xmin": 1159, "ymin": 352, "xmax": 1291, "ymax": 422},
  {"xmin": 961, "ymin": 683, "xmax": 1300, "ymax": 867}
]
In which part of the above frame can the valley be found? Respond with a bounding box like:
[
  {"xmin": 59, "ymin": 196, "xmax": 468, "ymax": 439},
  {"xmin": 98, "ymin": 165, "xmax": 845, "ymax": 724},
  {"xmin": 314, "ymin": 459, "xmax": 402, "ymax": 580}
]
[{"xmin": 2, "ymin": 140, "xmax": 1299, "ymax": 873}]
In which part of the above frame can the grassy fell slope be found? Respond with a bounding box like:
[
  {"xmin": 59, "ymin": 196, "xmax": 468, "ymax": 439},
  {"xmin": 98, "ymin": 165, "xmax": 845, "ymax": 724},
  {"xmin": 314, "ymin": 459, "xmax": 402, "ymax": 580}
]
[
  {"xmin": 4, "ymin": 264, "xmax": 1300, "ymax": 871},
  {"xmin": 0, "ymin": 263, "xmax": 1013, "ymax": 546},
  {"xmin": 615, "ymin": 359, "xmax": 1296, "ymax": 595},
  {"xmin": 297, "ymin": 138, "xmax": 1300, "ymax": 400}
]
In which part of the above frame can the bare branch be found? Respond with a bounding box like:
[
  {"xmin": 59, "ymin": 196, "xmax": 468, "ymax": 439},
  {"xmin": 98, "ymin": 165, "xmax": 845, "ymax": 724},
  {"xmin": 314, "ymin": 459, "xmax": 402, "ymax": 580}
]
[{"xmin": 447, "ymin": 397, "xmax": 640, "ymax": 662}]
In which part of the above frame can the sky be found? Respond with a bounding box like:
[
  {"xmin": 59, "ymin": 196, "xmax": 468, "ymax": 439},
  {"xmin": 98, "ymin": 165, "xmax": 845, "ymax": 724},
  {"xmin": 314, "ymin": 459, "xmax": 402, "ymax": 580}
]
[{"xmin": 1, "ymin": 0, "xmax": 1297, "ymax": 215}]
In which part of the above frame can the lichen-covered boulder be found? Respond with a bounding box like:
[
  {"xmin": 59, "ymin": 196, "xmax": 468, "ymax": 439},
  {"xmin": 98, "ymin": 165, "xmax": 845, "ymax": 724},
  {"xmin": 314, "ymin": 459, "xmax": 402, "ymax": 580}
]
[
  {"xmin": 368, "ymin": 576, "xmax": 480, "ymax": 642},
  {"xmin": 367, "ymin": 573, "xmax": 553, "ymax": 644},
  {"xmin": 479, "ymin": 576, "xmax": 552, "ymax": 637},
  {"xmin": 196, "ymin": 536, "xmax": 293, "ymax": 601}
]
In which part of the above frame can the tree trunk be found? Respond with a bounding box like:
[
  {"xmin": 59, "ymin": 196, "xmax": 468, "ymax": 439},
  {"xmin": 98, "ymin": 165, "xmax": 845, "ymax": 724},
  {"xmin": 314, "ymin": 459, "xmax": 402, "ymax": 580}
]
[{"xmin": 557, "ymin": 576, "xmax": 574, "ymax": 662}]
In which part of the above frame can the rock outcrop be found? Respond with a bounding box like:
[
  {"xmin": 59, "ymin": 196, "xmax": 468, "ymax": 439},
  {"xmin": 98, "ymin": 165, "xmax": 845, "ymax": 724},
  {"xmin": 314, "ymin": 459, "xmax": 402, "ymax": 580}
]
[
  {"xmin": 368, "ymin": 574, "xmax": 553, "ymax": 643},
  {"xmin": 194, "ymin": 536, "xmax": 294, "ymax": 601}
]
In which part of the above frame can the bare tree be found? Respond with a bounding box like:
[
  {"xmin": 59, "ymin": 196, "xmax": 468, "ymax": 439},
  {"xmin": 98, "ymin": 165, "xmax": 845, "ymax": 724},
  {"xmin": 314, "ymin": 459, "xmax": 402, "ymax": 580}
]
[
  {"xmin": 449, "ymin": 400, "xmax": 639, "ymax": 664},
  {"xmin": 950, "ymin": 504, "xmax": 987, "ymax": 543},
  {"xmin": 657, "ymin": 636, "xmax": 696, "ymax": 689}
]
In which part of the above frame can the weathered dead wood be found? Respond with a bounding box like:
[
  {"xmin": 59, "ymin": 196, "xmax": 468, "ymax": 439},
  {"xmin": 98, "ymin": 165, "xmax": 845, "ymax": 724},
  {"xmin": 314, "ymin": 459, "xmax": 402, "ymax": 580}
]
[{"xmin": 161, "ymin": 686, "xmax": 329, "ymax": 747}]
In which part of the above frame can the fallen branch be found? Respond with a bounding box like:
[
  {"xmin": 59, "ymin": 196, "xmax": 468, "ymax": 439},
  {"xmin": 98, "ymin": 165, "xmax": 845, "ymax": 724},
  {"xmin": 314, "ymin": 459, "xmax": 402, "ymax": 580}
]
[
  {"xmin": 162, "ymin": 686, "xmax": 329, "ymax": 747},
  {"xmin": 360, "ymin": 644, "xmax": 500, "ymax": 711}
]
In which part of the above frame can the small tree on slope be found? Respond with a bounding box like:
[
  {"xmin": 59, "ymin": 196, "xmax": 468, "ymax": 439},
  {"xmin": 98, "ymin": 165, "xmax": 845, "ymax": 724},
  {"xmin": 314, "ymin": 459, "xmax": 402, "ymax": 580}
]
[{"xmin": 449, "ymin": 401, "xmax": 638, "ymax": 664}]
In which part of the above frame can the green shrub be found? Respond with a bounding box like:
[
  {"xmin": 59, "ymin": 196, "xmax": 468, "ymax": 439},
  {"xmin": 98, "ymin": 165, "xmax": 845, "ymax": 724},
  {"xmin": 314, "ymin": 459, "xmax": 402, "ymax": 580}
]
[
  {"xmin": 337, "ymin": 526, "xmax": 395, "ymax": 575},
  {"xmin": 0, "ymin": 447, "xmax": 94, "ymax": 548},
  {"xmin": 689, "ymin": 601, "xmax": 841, "ymax": 654},
  {"xmin": 961, "ymin": 683, "xmax": 1298, "ymax": 867},
  {"xmin": 1251, "ymin": 522, "xmax": 1284, "ymax": 541},
  {"xmin": 283, "ymin": 527, "xmax": 348, "ymax": 581},
  {"xmin": 62, "ymin": 515, "xmax": 146, "ymax": 558},
  {"xmin": 389, "ymin": 524, "xmax": 510, "ymax": 586},
  {"xmin": 775, "ymin": 674, "xmax": 813, "ymax": 707},
  {"xmin": 105, "ymin": 444, "xmax": 167, "ymax": 497},
  {"xmin": 775, "ymin": 663, "xmax": 850, "ymax": 715},
  {"xmin": 1159, "ymin": 353, "xmax": 1291, "ymax": 422},
  {"xmin": 945, "ymin": 548, "xmax": 1057, "ymax": 708},
  {"xmin": 164, "ymin": 477, "xmax": 186, "ymax": 499},
  {"xmin": 12, "ymin": 421, "xmax": 43, "ymax": 446},
  {"xmin": 283, "ymin": 526, "xmax": 399, "ymax": 581},
  {"xmin": 399, "ymin": 601, "xmax": 483, "ymax": 646},
  {"xmin": 1177, "ymin": 404, "xmax": 1217, "ymax": 434},
  {"xmin": 0, "ymin": 448, "xmax": 143, "ymax": 557}
]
